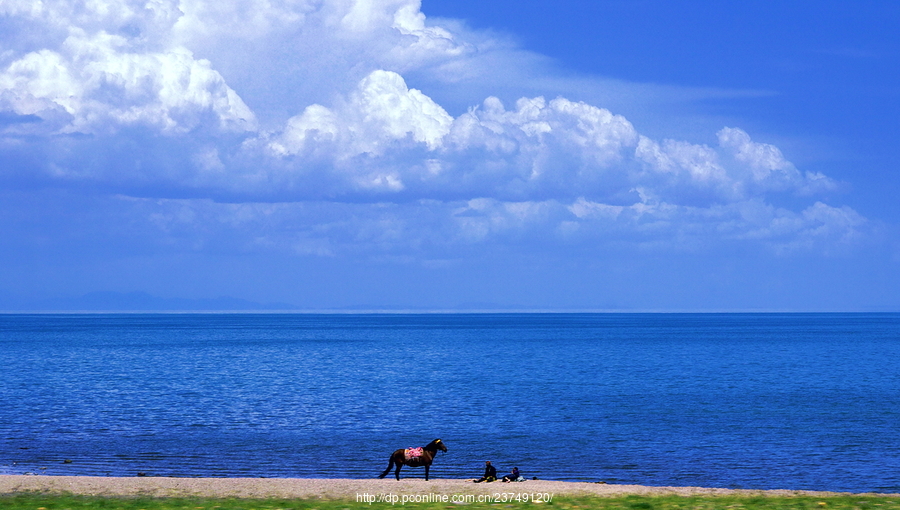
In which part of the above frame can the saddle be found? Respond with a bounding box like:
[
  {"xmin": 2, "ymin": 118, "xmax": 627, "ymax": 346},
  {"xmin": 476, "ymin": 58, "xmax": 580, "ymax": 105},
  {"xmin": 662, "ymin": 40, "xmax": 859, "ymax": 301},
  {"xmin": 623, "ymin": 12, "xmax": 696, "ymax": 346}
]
[{"xmin": 404, "ymin": 447, "xmax": 424, "ymax": 461}]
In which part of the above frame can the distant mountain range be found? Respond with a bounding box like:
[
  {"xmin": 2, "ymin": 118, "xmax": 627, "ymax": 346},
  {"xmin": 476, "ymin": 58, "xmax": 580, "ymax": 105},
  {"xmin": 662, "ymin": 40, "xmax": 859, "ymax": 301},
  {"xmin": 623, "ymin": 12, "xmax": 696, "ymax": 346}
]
[
  {"xmin": 3, "ymin": 291, "xmax": 298, "ymax": 312},
  {"xmin": 1, "ymin": 292, "xmax": 550, "ymax": 312}
]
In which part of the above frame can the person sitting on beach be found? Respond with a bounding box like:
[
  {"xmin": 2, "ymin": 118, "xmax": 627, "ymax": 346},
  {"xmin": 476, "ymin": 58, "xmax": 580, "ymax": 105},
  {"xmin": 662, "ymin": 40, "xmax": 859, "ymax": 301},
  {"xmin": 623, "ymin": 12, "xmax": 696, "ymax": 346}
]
[
  {"xmin": 473, "ymin": 460, "xmax": 497, "ymax": 483},
  {"xmin": 501, "ymin": 467, "xmax": 521, "ymax": 482}
]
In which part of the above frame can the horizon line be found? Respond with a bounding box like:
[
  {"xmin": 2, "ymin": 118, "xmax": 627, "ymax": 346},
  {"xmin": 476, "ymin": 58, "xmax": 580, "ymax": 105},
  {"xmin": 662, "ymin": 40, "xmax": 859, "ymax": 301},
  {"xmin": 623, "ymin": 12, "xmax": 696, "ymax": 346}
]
[{"xmin": 2, "ymin": 309, "xmax": 898, "ymax": 315}]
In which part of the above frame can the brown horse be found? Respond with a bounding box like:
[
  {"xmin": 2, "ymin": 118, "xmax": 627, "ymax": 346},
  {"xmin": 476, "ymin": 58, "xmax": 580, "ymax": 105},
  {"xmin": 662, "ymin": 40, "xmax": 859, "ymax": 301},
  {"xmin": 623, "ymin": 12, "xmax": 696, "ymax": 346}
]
[{"xmin": 378, "ymin": 438, "xmax": 447, "ymax": 480}]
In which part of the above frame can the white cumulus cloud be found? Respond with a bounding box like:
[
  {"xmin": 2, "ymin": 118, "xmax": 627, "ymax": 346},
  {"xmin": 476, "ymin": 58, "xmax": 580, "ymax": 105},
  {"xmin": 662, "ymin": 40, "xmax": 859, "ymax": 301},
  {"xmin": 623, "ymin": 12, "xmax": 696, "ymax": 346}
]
[
  {"xmin": 270, "ymin": 69, "xmax": 452, "ymax": 158},
  {"xmin": 0, "ymin": 0, "xmax": 864, "ymax": 259},
  {"xmin": 0, "ymin": 29, "xmax": 256, "ymax": 134}
]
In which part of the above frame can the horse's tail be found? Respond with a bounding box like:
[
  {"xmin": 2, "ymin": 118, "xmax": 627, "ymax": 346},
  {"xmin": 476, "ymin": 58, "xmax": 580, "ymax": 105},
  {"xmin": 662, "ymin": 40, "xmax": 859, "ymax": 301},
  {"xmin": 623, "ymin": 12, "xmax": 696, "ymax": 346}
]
[{"xmin": 379, "ymin": 455, "xmax": 395, "ymax": 479}]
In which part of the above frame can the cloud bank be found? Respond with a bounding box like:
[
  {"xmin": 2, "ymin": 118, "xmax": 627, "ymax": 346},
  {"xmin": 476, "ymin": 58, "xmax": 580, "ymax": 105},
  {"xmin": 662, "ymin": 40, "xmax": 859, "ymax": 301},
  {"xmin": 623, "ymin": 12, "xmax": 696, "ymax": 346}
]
[{"xmin": 0, "ymin": 0, "xmax": 864, "ymax": 261}]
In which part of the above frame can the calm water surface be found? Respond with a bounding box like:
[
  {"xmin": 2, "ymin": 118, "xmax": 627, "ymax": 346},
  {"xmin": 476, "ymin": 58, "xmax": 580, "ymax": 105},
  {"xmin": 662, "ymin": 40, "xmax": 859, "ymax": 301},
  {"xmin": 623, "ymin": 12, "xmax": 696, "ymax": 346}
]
[{"xmin": 1, "ymin": 313, "xmax": 899, "ymax": 493}]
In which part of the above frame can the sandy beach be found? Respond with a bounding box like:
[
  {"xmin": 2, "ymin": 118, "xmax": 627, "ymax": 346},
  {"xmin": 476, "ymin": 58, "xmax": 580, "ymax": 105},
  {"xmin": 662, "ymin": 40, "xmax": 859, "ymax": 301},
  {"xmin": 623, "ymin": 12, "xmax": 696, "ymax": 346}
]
[{"xmin": 0, "ymin": 475, "xmax": 877, "ymax": 500}]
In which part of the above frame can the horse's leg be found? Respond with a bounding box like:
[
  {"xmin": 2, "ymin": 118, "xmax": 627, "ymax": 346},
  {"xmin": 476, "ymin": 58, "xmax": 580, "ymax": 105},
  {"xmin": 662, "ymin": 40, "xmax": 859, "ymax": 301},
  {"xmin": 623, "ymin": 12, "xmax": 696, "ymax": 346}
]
[
  {"xmin": 394, "ymin": 462, "xmax": 402, "ymax": 481},
  {"xmin": 424, "ymin": 464, "xmax": 430, "ymax": 481},
  {"xmin": 379, "ymin": 457, "xmax": 394, "ymax": 479}
]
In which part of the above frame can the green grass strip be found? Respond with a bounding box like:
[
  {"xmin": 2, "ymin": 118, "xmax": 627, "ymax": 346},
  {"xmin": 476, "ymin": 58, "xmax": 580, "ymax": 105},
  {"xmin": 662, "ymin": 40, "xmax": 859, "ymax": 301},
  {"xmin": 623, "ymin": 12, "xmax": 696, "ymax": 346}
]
[
  {"xmin": 0, "ymin": 493, "xmax": 900, "ymax": 510},
  {"xmin": 2, "ymin": 493, "xmax": 900, "ymax": 510}
]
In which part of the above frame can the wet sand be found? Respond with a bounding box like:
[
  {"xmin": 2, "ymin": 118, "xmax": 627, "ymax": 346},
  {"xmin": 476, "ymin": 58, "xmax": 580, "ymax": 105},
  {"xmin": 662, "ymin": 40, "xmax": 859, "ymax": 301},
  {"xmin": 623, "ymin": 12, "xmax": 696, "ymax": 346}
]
[{"xmin": 0, "ymin": 475, "xmax": 876, "ymax": 499}]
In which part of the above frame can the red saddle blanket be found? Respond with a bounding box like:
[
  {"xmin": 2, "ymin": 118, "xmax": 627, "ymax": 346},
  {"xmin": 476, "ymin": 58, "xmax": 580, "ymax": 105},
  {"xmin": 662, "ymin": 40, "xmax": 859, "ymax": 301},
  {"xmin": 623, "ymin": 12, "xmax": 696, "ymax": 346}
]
[{"xmin": 404, "ymin": 447, "xmax": 424, "ymax": 460}]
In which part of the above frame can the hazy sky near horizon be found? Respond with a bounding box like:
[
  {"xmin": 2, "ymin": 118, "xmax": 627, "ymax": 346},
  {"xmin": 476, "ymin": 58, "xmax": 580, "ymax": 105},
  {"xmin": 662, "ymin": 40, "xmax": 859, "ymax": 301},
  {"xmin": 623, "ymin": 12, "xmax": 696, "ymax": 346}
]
[{"xmin": 1, "ymin": 0, "xmax": 898, "ymax": 310}]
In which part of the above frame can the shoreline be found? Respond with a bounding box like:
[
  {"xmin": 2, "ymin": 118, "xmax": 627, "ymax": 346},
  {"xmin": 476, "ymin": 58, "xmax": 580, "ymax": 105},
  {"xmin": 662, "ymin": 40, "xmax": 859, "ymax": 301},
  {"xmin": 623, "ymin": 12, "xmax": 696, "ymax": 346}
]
[{"xmin": 2, "ymin": 475, "xmax": 894, "ymax": 499}]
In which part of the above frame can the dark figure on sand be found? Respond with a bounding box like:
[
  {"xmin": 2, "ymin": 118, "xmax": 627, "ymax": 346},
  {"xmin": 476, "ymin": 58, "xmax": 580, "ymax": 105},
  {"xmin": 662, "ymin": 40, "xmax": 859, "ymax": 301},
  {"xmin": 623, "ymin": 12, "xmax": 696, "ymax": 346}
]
[
  {"xmin": 502, "ymin": 467, "xmax": 521, "ymax": 482},
  {"xmin": 474, "ymin": 460, "xmax": 497, "ymax": 483},
  {"xmin": 379, "ymin": 438, "xmax": 448, "ymax": 481}
]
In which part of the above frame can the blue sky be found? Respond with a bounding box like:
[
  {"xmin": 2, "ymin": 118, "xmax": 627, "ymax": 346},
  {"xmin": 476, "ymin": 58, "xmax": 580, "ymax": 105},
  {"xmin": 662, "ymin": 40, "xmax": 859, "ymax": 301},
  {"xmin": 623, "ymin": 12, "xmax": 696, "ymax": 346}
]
[{"xmin": 1, "ymin": 0, "xmax": 898, "ymax": 311}]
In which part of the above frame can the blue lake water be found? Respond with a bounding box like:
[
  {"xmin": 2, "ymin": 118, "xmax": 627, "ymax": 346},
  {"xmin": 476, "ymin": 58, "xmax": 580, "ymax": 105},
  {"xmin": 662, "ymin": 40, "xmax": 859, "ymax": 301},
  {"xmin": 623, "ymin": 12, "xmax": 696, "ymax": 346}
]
[{"xmin": 1, "ymin": 313, "xmax": 899, "ymax": 493}]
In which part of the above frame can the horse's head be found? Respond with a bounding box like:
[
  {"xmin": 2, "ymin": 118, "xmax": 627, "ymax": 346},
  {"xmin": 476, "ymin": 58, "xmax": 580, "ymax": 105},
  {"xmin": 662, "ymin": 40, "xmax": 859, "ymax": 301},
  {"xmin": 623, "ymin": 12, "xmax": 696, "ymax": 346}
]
[{"xmin": 430, "ymin": 438, "xmax": 448, "ymax": 453}]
